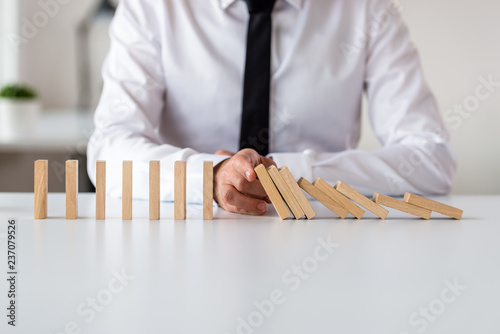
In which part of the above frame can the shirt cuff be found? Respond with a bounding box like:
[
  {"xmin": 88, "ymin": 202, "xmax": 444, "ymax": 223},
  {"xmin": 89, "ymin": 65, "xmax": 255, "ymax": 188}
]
[{"xmin": 186, "ymin": 153, "xmax": 230, "ymax": 205}]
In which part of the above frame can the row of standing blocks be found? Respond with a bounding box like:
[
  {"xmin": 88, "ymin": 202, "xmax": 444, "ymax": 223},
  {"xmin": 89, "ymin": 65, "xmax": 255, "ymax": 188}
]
[
  {"xmin": 33, "ymin": 160, "xmax": 214, "ymax": 220},
  {"xmin": 33, "ymin": 160, "xmax": 463, "ymax": 221}
]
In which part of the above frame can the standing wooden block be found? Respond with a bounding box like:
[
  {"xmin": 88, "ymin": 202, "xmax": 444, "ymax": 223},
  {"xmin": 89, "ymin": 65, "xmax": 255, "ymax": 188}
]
[
  {"xmin": 267, "ymin": 166, "xmax": 304, "ymax": 219},
  {"xmin": 373, "ymin": 193, "xmax": 431, "ymax": 220},
  {"xmin": 34, "ymin": 160, "xmax": 48, "ymax": 219},
  {"xmin": 65, "ymin": 160, "xmax": 78, "ymax": 219},
  {"xmin": 279, "ymin": 167, "xmax": 316, "ymax": 220},
  {"xmin": 404, "ymin": 193, "xmax": 463, "ymax": 220},
  {"xmin": 313, "ymin": 178, "xmax": 365, "ymax": 219},
  {"xmin": 298, "ymin": 177, "xmax": 348, "ymax": 219},
  {"xmin": 203, "ymin": 161, "xmax": 213, "ymax": 220},
  {"xmin": 254, "ymin": 164, "xmax": 290, "ymax": 220},
  {"xmin": 335, "ymin": 181, "xmax": 389, "ymax": 219},
  {"xmin": 122, "ymin": 161, "xmax": 133, "ymax": 220},
  {"xmin": 95, "ymin": 161, "xmax": 106, "ymax": 220},
  {"xmin": 174, "ymin": 161, "xmax": 186, "ymax": 220},
  {"xmin": 149, "ymin": 161, "xmax": 160, "ymax": 220}
]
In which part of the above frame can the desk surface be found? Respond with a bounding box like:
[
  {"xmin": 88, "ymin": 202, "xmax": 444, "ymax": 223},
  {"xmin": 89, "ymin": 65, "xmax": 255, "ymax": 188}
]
[{"xmin": 1, "ymin": 193, "xmax": 499, "ymax": 333}]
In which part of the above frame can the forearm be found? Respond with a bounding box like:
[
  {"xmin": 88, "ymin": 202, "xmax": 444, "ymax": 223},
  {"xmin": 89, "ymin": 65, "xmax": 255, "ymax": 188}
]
[{"xmin": 270, "ymin": 139, "xmax": 456, "ymax": 197}]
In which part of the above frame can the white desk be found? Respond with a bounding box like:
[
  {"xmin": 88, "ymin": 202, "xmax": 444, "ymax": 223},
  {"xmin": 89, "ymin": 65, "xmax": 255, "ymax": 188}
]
[{"xmin": 1, "ymin": 194, "xmax": 499, "ymax": 333}]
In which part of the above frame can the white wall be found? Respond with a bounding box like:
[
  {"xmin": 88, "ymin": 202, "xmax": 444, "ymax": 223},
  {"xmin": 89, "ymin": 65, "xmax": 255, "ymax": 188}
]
[{"xmin": 2, "ymin": 0, "xmax": 500, "ymax": 194}]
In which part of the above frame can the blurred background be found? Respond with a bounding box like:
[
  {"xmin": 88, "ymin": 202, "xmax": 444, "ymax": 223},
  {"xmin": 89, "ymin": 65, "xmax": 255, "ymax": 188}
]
[{"xmin": 0, "ymin": 0, "xmax": 499, "ymax": 194}]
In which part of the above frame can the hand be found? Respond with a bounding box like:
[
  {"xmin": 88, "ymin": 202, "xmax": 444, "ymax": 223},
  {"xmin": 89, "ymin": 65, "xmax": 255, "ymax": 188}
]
[{"xmin": 214, "ymin": 148, "xmax": 276, "ymax": 215}]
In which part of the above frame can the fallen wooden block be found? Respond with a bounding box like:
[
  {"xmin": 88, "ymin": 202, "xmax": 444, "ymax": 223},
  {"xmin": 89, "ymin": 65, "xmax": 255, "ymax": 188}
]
[
  {"xmin": 404, "ymin": 193, "xmax": 463, "ymax": 220},
  {"xmin": 313, "ymin": 178, "xmax": 365, "ymax": 219},
  {"xmin": 34, "ymin": 160, "xmax": 48, "ymax": 219},
  {"xmin": 373, "ymin": 193, "xmax": 431, "ymax": 219},
  {"xmin": 254, "ymin": 164, "xmax": 290, "ymax": 220},
  {"xmin": 203, "ymin": 161, "xmax": 213, "ymax": 220},
  {"xmin": 298, "ymin": 177, "xmax": 348, "ymax": 219},
  {"xmin": 267, "ymin": 166, "xmax": 304, "ymax": 219},
  {"xmin": 279, "ymin": 167, "xmax": 316, "ymax": 220},
  {"xmin": 66, "ymin": 160, "xmax": 78, "ymax": 219},
  {"xmin": 335, "ymin": 181, "xmax": 388, "ymax": 219},
  {"xmin": 149, "ymin": 161, "xmax": 160, "ymax": 220},
  {"xmin": 174, "ymin": 161, "xmax": 187, "ymax": 220},
  {"xmin": 95, "ymin": 161, "xmax": 106, "ymax": 220},
  {"xmin": 122, "ymin": 161, "xmax": 133, "ymax": 220}
]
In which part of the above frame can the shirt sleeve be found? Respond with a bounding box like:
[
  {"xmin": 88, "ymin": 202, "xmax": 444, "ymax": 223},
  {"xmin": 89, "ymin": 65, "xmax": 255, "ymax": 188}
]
[
  {"xmin": 86, "ymin": 0, "xmax": 228, "ymax": 203},
  {"xmin": 270, "ymin": 0, "xmax": 456, "ymax": 196}
]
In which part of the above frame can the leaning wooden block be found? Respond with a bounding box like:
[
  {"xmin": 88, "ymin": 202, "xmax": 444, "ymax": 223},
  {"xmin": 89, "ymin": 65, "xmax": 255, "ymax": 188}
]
[
  {"xmin": 298, "ymin": 177, "xmax": 348, "ymax": 219},
  {"xmin": 279, "ymin": 167, "xmax": 316, "ymax": 219},
  {"xmin": 95, "ymin": 161, "xmax": 106, "ymax": 220},
  {"xmin": 122, "ymin": 161, "xmax": 133, "ymax": 220},
  {"xmin": 267, "ymin": 166, "xmax": 304, "ymax": 219},
  {"xmin": 174, "ymin": 161, "xmax": 186, "ymax": 220},
  {"xmin": 373, "ymin": 193, "xmax": 431, "ymax": 220},
  {"xmin": 66, "ymin": 160, "xmax": 79, "ymax": 219},
  {"xmin": 34, "ymin": 160, "xmax": 48, "ymax": 219},
  {"xmin": 254, "ymin": 164, "xmax": 290, "ymax": 220},
  {"xmin": 149, "ymin": 161, "xmax": 160, "ymax": 220},
  {"xmin": 203, "ymin": 161, "xmax": 213, "ymax": 220},
  {"xmin": 335, "ymin": 181, "xmax": 388, "ymax": 219},
  {"xmin": 404, "ymin": 193, "xmax": 463, "ymax": 220},
  {"xmin": 313, "ymin": 178, "xmax": 365, "ymax": 219}
]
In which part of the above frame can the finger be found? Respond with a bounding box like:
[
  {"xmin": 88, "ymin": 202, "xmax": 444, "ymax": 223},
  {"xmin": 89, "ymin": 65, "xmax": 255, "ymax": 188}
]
[
  {"xmin": 260, "ymin": 156, "xmax": 276, "ymax": 168},
  {"xmin": 230, "ymin": 177, "xmax": 268, "ymax": 199},
  {"xmin": 232, "ymin": 149, "xmax": 261, "ymax": 182},
  {"xmin": 215, "ymin": 149, "xmax": 235, "ymax": 156},
  {"xmin": 222, "ymin": 187, "xmax": 268, "ymax": 214}
]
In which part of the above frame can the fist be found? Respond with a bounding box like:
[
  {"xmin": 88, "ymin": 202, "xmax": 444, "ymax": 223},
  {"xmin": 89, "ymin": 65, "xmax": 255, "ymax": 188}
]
[{"xmin": 214, "ymin": 149, "xmax": 276, "ymax": 215}]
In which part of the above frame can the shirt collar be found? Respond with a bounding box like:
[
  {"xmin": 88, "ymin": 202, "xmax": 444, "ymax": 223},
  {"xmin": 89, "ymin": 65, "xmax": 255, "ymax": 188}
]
[{"xmin": 218, "ymin": 0, "xmax": 303, "ymax": 11}]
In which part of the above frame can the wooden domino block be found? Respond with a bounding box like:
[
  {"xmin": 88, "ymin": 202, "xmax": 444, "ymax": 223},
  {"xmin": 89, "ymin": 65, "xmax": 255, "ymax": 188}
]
[
  {"xmin": 313, "ymin": 178, "xmax": 365, "ymax": 219},
  {"xmin": 203, "ymin": 161, "xmax": 213, "ymax": 220},
  {"xmin": 174, "ymin": 161, "xmax": 186, "ymax": 220},
  {"xmin": 335, "ymin": 181, "xmax": 389, "ymax": 219},
  {"xmin": 298, "ymin": 177, "xmax": 348, "ymax": 219},
  {"xmin": 95, "ymin": 161, "xmax": 106, "ymax": 220},
  {"xmin": 279, "ymin": 167, "xmax": 316, "ymax": 220},
  {"xmin": 267, "ymin": 166, "xmax": 304, "ymax": 219},
  {"xmin": 373, "ymin": 193, "xmax": 431, "ymax": 220},
  {"xmin": 34, "ymin": 160, "xmax": 48, "ymax": 219},
  {"xmin": 254, "ymin": 164, "xmax": 290, "ymax": 220},
  {"xmin": 65, "ymin": 160, "xmax": 78, "ymax": 219},
  {"xmin": 149, "ymin": 161, "xmax": 160, "ymax": 220},
  {"xmin": 122, "ymin": 161, "xmax": 133, "ymax": 220},
  {"xmin": 404, "ymin": 193, "xmax": 463, "ymax": 220}
]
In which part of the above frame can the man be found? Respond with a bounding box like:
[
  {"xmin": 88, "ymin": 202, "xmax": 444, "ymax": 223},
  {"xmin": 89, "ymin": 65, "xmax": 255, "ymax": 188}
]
[{"xmin": 87, "ymin": 0, "xmax": 456, "ymax": 215}]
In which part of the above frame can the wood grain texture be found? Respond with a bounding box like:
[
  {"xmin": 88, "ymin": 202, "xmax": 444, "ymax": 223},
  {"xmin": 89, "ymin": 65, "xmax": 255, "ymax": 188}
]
[
  {"xmin": 298, "ymin": 177, "xmax": 348, "ymax": 219},
  {"xmin": 174, "ymin": 161, "xmax": 186, "ymax": 220},
  {"xmin": 203, "ymin": 161, "xmax": 213, "ymax": 220},
  {"xmin": 254, "ymin": 164, "xmax": 290, "ymax": 220},
  {"xmin": 65, "ymin": 160, "xmax": 78, "ymax": 219},
  {"xmin": 149, "ymin": 161, "xmax": 160, "ymax": 220},
  {"xmin": 34, "ymin": 160, "xmax": 48, "ymax": 219},
  {"xmin": 373, "ymin": 193, "xmax": 431, "ymax": 220},
  {"xmin": 279, "ymin": 167, "xmax": 316, "ymax": 220},
  {"xmin": 267, "ymin": 166, "xmax": 304, "ymax": 219},
  {"xmin": 335, "ymin": 181, "xmax": 389, "ymax": 219},
  {"xmin": 404, "ymin": 193, "xmax": 463, "ymax": 220},
  {"xmin": 122, "ymin": 161, "xmax": 133, "ymax": 220},
  {"xmin": 95, "ymin": 161, "xmax": 106, "ymax": 220},
  {"xmin": 313, "ymin": 178, "xmax": 365, "ymax": 219}
]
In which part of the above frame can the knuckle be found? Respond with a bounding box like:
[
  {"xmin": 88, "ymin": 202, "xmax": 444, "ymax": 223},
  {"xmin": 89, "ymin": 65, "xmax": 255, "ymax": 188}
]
[{"xmin": 222, "ymin": 188, "xmax": 235, "ymax": 204}]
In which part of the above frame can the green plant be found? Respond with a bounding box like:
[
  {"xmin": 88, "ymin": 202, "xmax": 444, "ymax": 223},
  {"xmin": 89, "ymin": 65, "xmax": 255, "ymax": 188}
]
[{"xmin": 0, "ymin": 84, "xmax": 37, "ymax": 99}]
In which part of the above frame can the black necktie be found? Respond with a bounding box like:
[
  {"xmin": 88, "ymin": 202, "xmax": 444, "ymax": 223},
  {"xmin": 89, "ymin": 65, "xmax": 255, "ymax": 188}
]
[{"xmin": 239, "ymin": 0, "xmax": 277, "ymax": 156}]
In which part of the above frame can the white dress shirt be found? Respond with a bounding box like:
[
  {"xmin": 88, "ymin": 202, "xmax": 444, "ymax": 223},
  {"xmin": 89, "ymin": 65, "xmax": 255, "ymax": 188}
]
[{"xmin": 87, "ymin": 0, "xmax": 456, "ymax": 204}]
